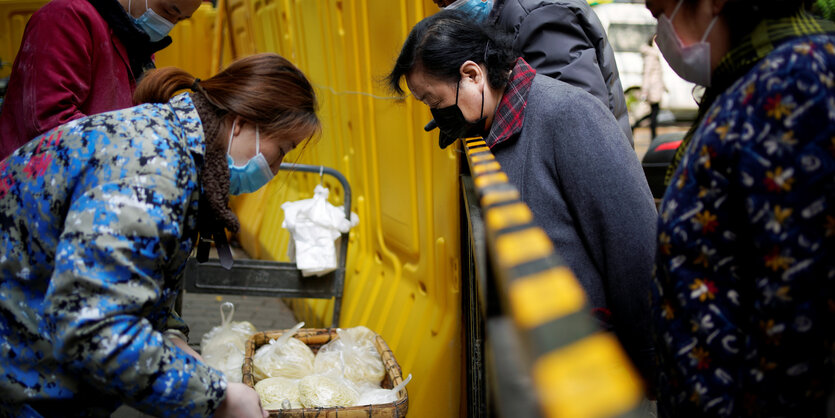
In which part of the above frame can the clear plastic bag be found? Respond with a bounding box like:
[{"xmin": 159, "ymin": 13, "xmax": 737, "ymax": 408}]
[
  {"xmin": 356, "ymin": 374, "xmax": 412, "ymax": 406},
  {"xmin": 254, "ymin": 376, "xmax": 302, "ymax": 410},
  {"xmin": 200, "ymin": 302, "xmax": 257, "ymax": 382},
  {"xmin": 313, "ymin": 326, "xmax": 385, "ymax": 386},
  {"xmin": 252, "ymin": 322, "xmax": 315, "ymax": 380},
  {"xmin": 298, "ymin": 372, "xmax": 360, "ymax": 408}
]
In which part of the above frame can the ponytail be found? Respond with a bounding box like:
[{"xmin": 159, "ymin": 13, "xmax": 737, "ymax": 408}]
[{"xmin": 133, "ymin": 67, "xmax": 196, "ymax": 104}]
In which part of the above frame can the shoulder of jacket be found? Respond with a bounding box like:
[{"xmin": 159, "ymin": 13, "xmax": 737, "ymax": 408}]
[
  {"xmin": 31, "ymin": 0, "xmax": 106, "ymax": 28},
  {"xmin": 515, "ymin": 0, "xmax": 590, "ymax": 14},
  {"xmin": 44, "ymin": 0, "xmax": 98, "ymax": 15}
]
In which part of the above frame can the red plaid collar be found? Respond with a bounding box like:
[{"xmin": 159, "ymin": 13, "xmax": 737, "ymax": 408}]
[{"xmin": 486, "ymin": 58, "xmax": 535, "ymax": 149}]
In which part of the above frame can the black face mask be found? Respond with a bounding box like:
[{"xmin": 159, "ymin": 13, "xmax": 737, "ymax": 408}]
[{"xmin": 430, "ymin": 81, "xmax": 486, "ymax": 149}]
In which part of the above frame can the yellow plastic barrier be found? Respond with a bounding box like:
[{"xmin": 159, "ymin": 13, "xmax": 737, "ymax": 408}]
[
  {"xmin": 209, "ymin": 1, "xmax": 464, "ymax": 416},
  {"xmin": 0, "ymin": 0, "xmax": 48, "ymax": 78},
  {"xmin": 154, "ymin": 2, "xmax": 217, "ymax": 79}
]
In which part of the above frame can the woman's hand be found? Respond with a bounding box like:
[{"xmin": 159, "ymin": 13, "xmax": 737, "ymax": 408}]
[{"xmin": 215, "ymin": 382, "xmax": 269, "ymax": 418}]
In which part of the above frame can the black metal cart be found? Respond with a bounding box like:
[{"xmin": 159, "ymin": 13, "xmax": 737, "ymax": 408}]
[{"xmin": 181, "ymin": 162, "xmax": 352, "ymax": 327}]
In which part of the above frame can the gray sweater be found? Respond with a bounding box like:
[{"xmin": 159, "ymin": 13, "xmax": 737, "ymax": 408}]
[{"xmin": 491, "ymin": 74, "xmax": 657, "ymax": 379}]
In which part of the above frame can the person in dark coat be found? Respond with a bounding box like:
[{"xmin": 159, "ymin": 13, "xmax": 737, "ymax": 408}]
[
  {"xmin": 0, "ymin": 0, "xmax": 201, "ymax": 158},
  {"xmin": 433, "ymin": 0, "xmax": 634, "ymax": 146}
]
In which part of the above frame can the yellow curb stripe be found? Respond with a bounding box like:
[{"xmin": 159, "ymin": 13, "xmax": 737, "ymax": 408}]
[
  {"xmin": 533, "ymin": 334, "xmax": 644, "ymax": 418},
  {"xmin": 495, "ymin": 228, "xmax": 553, "ymax": 266},
  {"xmin": 508, "ymin": 267, "xmax": 586, "ymax": 328},
  {"xmin": 474, "ymin": 172, "xmax": 510, "ymax": 188},
  {"xmin": 484, "ymin": 202, "xmax": 534, "ymax": 230},
  {"xmin": 471, "ymin": 160, "xmax": 502, "ymax": 175}
]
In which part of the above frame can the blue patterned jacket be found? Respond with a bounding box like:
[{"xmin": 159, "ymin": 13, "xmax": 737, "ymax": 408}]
[
  {"xmin": 0, "ymin": 93, "xmax": 226, "ymax": 417},
  {"xmin": 653, "ymin": 34, "xmax": 835, "ymax": 417}
]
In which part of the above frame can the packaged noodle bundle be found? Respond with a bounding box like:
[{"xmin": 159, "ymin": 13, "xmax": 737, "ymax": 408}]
[
  {"xmin": 313, "ymin": 326, "xmax": 385, "ymax": 386},
  {"xmin": 298, "ymin": 373, "xmax": 360, "ymax": 408},
  {"xmin": 356, "ymin": 374, "xmax": 412, "ymax": 406},
  {"xmin": 254, "ymin": 376, "xmax": 302, "ymax": 410},
  {"xmin": 252, "ymin": 322, "xmax": 315, "ymax": 380},
  {"xmin": 201, "ymin": 302, "xmax": 257, "ymax": 382}
]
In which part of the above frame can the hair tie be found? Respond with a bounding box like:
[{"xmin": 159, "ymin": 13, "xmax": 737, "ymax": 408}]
[{"xmin": 191, "ymin": 78, "xmax": 225, "ymax": 111}]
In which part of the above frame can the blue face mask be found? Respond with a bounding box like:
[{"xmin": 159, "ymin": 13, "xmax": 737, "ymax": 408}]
[
  {"xmin": 444, "ymin": 0, "xmax": 493, "ymax": 22},
  {"xmin": 130, "ymin": 0, "xmax": 174, "ymax": 42},
  {"xmin": 227, "ymin": 121, "xmax": 275, "ymax": 195}
]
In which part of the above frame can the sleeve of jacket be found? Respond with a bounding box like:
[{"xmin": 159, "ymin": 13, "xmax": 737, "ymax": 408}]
[
  {"xmin": 545, "ymin": 87, "xmax": 658, "ymax": 385},
  {"xmin": 15, "ymin": 2, "xmax": 95, "ymax": 139},
  {"xmin": 43, "ymin": 174, "xmax": 226, "ymax": 417},
  {"xmin": 513, "ymin": 4, "xmax": 610, "ymax": 109},
  {"xmin": 723, "ymin": 57, "xmax": 835, "ymax": 404}
]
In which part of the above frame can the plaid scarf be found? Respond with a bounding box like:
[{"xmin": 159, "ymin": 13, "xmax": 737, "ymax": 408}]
[
  {"xmin": 486, "ymin": 58, "xmax": 536, "ymax": 148},
  {"xmin": 665, "ymin": 9, "xmax": 835, "ymax": 185}
]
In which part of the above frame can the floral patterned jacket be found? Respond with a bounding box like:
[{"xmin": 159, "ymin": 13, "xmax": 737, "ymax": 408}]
[
  {"xmin": 653, "ymin": 34, "xmax": 835, "ymax": 417},
  {"xmin": 0, "ymin": 93, "xmax": 226, "ymax": 417}
]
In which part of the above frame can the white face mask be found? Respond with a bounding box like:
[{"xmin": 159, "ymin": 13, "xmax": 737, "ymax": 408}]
[{"xmin": 655, "ymin": 0, "xmax": 719, "ymax": 87}]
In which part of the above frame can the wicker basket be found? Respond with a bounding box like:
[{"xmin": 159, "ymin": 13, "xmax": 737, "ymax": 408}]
[{"xmin": 242, "ymin": 328, "xmax": 409, "ymax": 418}]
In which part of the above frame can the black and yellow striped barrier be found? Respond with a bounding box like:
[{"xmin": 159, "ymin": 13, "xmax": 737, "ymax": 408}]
[{"xmin": 462, "ymin": 138, "xmax": 645, "ymax": 418}]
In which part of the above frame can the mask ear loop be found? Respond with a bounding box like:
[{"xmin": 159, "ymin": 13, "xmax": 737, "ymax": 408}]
[
  {"xmin": 480, "ymin": 41, "xmax": 488, "ymax": 120},
  {"xmin": 700, "ymin": 14, "xmax": 720, "ymax": 42},
  {"xmin": 226, "ymin": 119, "xmax": 238, "ymax": 155},
  {"xmin": 319, "ymin": 165, "xmax": 324, "ymax": 186},
  {"xmin": 144, "ymin": 0, "xmax": 149, "ymax": 14},
  {"xmin": 669, "ymin": 0, "xmax": 684, "ymax": 21},
  {"xmin": 255, "ymin": 124, "xmax": 260, "ymax": 155},
  {"xmin": 479, "ymin": 89, "xmax": 484, "ymax": 120}
]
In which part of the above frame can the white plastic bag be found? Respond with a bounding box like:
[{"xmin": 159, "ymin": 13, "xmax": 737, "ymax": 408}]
[
  {"xmin": 200, "ymin": 302, "xmax": 257, "ymax": 383},
  {"xmin": 281, "ymin": 184, "xmax": 359, "ymax": 277},
  {"xmin": 252, "ymin": 322, "xmax": 315, "ymax": 380}
]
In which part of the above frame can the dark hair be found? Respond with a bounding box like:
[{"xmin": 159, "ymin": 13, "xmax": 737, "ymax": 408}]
[
  {"xmin": 386, "ymin": 9, "xmax": 516, "ymax": 96},
  {"xmin": 134, "ymin": 53, "xmax": 321, "ymax": 142}
]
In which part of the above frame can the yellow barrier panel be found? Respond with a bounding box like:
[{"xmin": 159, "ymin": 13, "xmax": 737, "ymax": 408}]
[
  {"xmin": 0, "ymin": 0, "xmax": 48, "ymax": 78},
  {"xmin": 219, "ymin": 1, "xmax": 464, "ymax": 416},
  {"xmin": 154, "ymin": 2, "xmax": 217, "ymax": 79}
]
